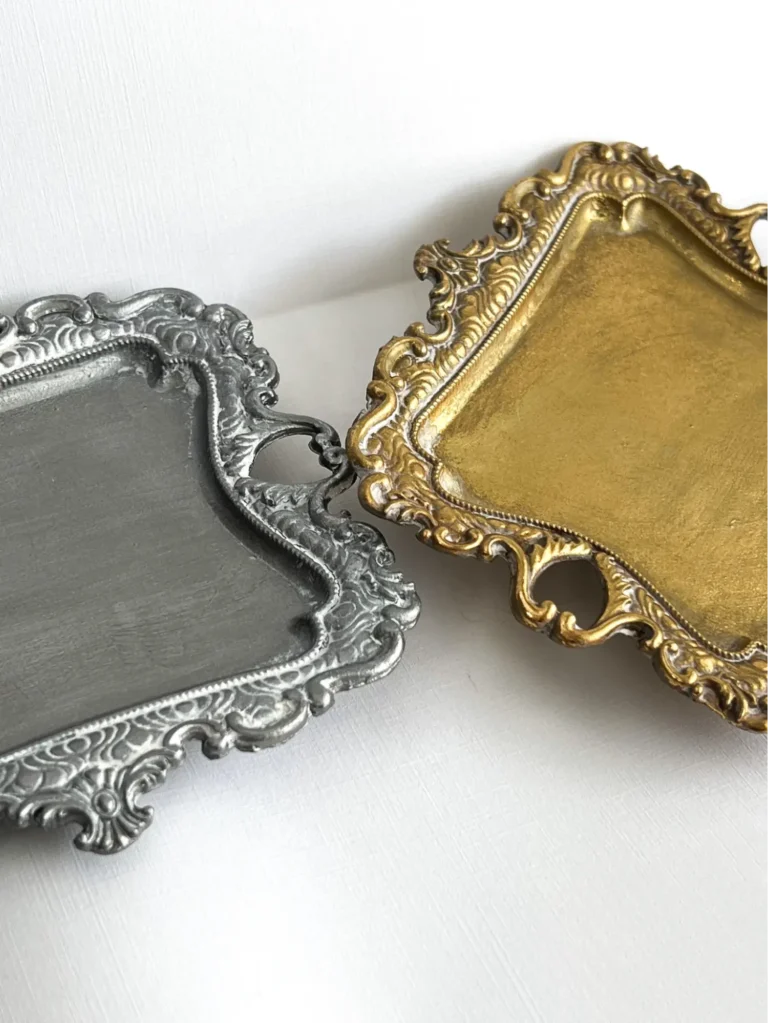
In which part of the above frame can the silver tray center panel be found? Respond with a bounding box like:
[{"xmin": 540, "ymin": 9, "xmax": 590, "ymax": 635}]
[{"xmin": 0, "ymin": 351, "xmax": 319, "ymax": 754}]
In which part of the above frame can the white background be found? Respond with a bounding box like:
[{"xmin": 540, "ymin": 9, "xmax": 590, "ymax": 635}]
[{"xmin": 1, "ymin": 2, "xmax": 766, "ymax": 1022}]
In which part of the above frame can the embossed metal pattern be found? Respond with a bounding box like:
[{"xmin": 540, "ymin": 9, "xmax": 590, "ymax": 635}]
[
  {"xmin": 0, "ymin": 289, "xmax": 419, "ymax": 853},
  {"xmin": 348, "ymin": 141, "xmax": 767, "ymax": 732}
]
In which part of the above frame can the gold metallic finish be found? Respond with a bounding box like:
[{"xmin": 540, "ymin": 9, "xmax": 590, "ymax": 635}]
[{"xmin": 348, "ymin": 142, "xmax": 767, "ymax": 731}]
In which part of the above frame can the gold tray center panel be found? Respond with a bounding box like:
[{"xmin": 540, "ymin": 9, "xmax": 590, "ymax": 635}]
[{"xmin": 426, "ymin": 196, "xmax": 767, "ymax": 650}]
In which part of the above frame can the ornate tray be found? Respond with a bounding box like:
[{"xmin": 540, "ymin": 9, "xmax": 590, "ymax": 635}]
[
  {"xmin": 0, "ymin": 289, "xmax": 419, "ymax": 853},
  {"xmin": 348, "ymin": 142, "xmax": 766, "ymax": 731}
]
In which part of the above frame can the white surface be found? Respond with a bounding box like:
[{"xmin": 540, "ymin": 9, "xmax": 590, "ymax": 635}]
[
  {"xmin": 0, "ymin": 0, "xmax": 766, "ymax": 317},
  {"xmin": 1, "ymin": 281, "xmax": 766, "ymax": 1023},
  {"xmin": 1, "ymin": 2, "xmax": 766, "ymax": 1021}
]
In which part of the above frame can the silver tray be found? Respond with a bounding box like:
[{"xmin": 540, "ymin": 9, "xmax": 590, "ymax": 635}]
[{"xmin": 0, "ymin": 289, "xmax": 419, "ymax": 854}]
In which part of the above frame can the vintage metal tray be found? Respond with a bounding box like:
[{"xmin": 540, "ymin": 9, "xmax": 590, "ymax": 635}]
[
  {"xmin": 0, "ymin": 289, "xmax": 419, "ymax": 853},
  {"xmin": 349, "ymin": 141, "xmax": 766, "ymax": 731}
]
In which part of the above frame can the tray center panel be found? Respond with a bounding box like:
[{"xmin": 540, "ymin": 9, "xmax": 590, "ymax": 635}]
[
  {"xmin": 0, "ymin": 353, "xmax": 320, "ymax": 754},
  {"xmin": 431, "ymin": 199, "xmax": 767, "ymax": 649}
]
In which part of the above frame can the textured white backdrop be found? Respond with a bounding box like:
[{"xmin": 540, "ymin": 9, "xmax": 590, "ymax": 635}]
[
  {"xmin": 0, "ymin": 0, "xmax": 766, "ymax": 317},
  {"xmin": 1, "ymin": 2, "xmax": 766, "ymax": 1021}
]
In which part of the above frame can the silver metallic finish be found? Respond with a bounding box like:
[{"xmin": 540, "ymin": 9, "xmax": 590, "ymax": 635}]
[{"xmin": 0, "ymin": 289, "xmax": 419, "ymax": 854}]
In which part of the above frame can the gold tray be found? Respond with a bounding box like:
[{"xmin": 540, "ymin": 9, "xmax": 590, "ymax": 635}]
[{"xmin": 348, "ymin": 142, "xmax": 767, "ymax": 731}]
